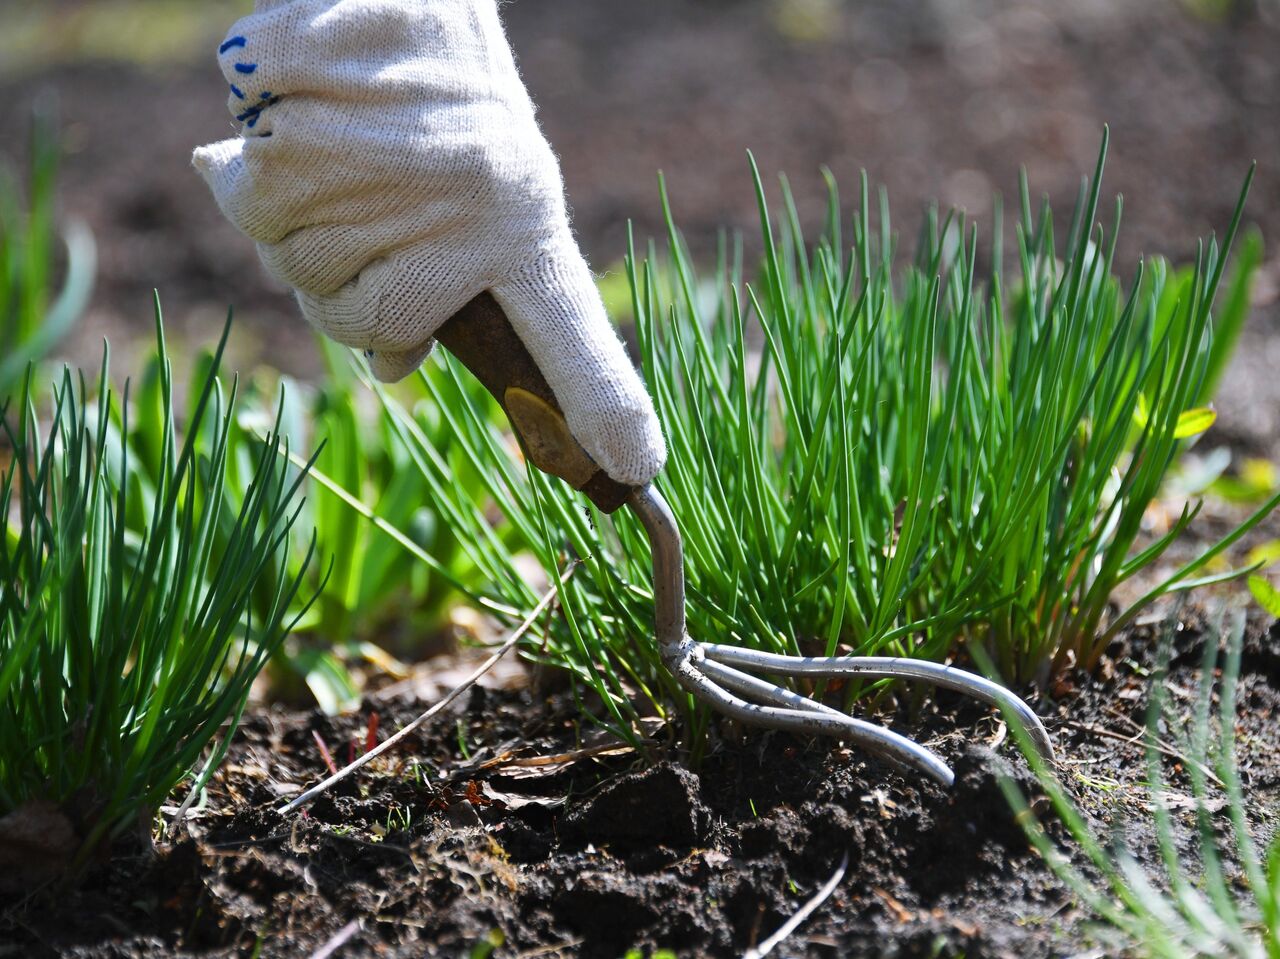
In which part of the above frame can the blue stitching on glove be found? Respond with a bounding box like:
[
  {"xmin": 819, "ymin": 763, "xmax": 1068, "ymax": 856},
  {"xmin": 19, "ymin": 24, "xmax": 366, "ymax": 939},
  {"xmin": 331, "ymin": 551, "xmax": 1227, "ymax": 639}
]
[
  {"xmin": 220, "ymin": 37, "xmax": 275, "ymax": 133},
  {"xmin": 235, "ymin": 94, "xmax": 283, "ymax": 128}
]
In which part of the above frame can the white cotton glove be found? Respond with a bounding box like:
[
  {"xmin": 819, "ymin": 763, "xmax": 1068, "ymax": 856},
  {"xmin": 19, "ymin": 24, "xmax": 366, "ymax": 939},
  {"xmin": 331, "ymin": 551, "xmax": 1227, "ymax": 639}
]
[{"xmin": 192, "ymin": 0, "xmax": 666, "ymax": 486}]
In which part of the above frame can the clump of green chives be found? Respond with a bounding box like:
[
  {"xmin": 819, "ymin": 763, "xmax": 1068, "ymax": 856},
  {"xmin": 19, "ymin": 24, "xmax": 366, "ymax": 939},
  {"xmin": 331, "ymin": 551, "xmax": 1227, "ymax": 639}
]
[
  {"xmin": 0, "ymin": 305, "xmax": 318, "ymax": 874},
  {"xmin": 375, "ymin": 134, "xmax": 1276, "ymax": 747}
]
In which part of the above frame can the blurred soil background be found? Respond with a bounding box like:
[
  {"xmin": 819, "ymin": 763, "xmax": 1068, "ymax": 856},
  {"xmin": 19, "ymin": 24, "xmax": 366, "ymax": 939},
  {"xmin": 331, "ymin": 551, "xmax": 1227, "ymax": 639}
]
[{"xmin": 1, "ymin": 0, "xmax": 1279, "ymax": 454}]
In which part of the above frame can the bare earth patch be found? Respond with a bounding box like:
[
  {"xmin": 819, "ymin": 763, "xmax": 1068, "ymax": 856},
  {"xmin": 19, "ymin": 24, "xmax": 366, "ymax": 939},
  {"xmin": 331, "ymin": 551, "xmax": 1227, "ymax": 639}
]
[{"xmin": 3, "ymin": 611, "xmax": 1276, "ymax": 958}]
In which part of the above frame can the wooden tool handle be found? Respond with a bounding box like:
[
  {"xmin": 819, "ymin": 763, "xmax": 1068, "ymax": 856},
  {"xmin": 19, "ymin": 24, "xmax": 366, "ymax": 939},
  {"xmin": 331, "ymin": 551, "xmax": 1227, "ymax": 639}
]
[{"xmin": 434, "ymin": 292, "xmax": 634, "ymax": 514}]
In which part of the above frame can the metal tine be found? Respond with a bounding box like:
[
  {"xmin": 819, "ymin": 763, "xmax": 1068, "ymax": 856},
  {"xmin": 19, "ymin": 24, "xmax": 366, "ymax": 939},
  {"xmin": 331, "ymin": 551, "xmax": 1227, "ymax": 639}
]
[
  {"xmin": 691, "ymin": 652, "xmax": 956, "ymax": 785},
  {"xmin": 698, "ymin": 643, "xmax": 1055, "ymax": 761},
  {"xmin": 626, "ymin": 483, "xmax": 1055, "ymax": 789}
]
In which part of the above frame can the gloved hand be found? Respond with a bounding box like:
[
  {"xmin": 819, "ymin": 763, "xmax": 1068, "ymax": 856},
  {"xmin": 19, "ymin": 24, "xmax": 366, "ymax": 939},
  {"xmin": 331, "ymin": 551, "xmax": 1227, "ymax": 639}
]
[{"xmin": 192, "ymin": 0, "xmax": 666, "ymax": 486}]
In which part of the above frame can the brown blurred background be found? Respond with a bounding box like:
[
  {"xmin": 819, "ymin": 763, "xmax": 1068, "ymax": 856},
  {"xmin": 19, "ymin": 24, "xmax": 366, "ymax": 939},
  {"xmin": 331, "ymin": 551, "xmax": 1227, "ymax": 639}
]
[{"xmin": 1, "ymin": 0, "xmax": 1279, "ymax": 450}]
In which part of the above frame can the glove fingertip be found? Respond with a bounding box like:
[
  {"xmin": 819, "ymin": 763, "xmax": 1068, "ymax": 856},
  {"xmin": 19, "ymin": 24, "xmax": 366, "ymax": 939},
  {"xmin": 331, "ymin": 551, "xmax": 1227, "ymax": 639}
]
[
  {"xmin": 570, "ymin": 386, "xmax": 668, "ymax": 486},
  {"xmin": 192, "ymin": 139, "xmax": 245, "ymax": 194},
  {"xmin": 365, "ymin": 341, "xmax": 436, "ymax": 384},
  {"xmin": 596, "ymin": 426, "xmax": 668, "ymax": 488}
]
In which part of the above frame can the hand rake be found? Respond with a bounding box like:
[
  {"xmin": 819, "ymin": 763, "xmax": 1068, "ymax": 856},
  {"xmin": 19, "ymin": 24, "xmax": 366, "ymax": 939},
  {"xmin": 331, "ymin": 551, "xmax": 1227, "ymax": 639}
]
[{"xmin": 434, "ymin": 293, "xmax": 1054, "ymax": 787}]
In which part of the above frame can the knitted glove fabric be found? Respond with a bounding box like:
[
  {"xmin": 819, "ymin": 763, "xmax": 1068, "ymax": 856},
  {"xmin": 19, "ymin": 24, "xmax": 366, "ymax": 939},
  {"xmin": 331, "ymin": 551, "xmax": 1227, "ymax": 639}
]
[{"xmin": 193, "ymin": 0, "xmax": 666, "ymax": 486}]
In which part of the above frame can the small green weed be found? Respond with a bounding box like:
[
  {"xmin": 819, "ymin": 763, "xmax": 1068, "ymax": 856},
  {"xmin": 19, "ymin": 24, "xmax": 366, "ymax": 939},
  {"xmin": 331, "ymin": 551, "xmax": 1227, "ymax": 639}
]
[{"xmin": 467, "ymin": 929, "xmax": 505, "ymax": 959}]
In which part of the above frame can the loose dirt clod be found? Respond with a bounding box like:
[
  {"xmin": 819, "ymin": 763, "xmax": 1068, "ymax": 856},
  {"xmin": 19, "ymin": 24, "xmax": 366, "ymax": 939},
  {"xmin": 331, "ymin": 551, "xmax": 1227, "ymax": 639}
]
[
  {"xmin": 0, "ymin": 801, "xmax": 78, "ymax": 894},
  {"xmin": 561, "ymin": 763, "xmax": 711, "ymax": 849}
]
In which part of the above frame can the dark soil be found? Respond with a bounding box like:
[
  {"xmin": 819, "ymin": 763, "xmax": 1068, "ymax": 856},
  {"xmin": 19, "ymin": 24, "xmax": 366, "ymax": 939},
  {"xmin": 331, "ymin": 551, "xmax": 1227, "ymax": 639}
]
[{"xmin": 3, "ymin": 612, "xmax": 1277, "ymax": 958}]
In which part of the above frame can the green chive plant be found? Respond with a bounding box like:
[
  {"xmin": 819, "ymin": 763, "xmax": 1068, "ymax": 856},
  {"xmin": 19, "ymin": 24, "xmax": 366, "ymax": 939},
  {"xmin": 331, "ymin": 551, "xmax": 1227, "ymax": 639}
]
[
  {"xmin": 0, "ymin": 304, "xmax": 318, "ymax": 871},
  {"xmin": 1000, "ymin": 610, "xmax": 1279, "ymax": 958},
  {"xmin": 369, "ymin": 137, "xmax": 1276, "ymax": 746},
  {"xmin": 300, "ymin": 346, "xmax": 533, "ymax": 637},
  {"xmin": 292, "ymin": 340, "xmax": 493, "ymax": 652},
  {"xmin": 0, "ymin": 106, "xmax": 95, "ymax": 398},
  {"xmin": 128, "ymin": 335, "xmax": 499, "ymax": 711},
  {"xmin": 248, "ymin": 338, "xmax": 498, "ymax": 709},
  {"xmin": 231, "ymin": 335, "xmax": 504, "ymax": 701}
]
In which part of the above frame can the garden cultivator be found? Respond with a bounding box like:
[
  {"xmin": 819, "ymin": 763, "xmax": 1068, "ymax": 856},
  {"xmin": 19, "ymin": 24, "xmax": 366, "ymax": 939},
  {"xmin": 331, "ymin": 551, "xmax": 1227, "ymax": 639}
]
[{"xmin": 436, "ymin": 292, "xmax": 1054, "ymax": 787}]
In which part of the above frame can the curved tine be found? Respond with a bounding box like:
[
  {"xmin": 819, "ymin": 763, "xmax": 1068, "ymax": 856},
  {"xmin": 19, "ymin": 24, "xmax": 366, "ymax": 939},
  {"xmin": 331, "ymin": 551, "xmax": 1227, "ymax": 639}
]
[
  {"xmin": 698, "ymin": 644, "xmax": 1055, "ymax": 761},
  {"xmin": 667, "ymin": 647, "xmax": 956, "ymax": 787},
  {"xmin": 696, "ymin": 656, "xmax": 957, "ymax": 783},
  {"xmin": 698, "ymin": 657, "xmax": 839, "ymax": 717}
]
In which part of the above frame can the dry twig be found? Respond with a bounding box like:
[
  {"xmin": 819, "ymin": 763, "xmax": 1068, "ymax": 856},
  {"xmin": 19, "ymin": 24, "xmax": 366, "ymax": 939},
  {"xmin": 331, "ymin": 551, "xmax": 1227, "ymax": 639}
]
[
  {"xmin": 308, "ymin": 919, "xmax": 362, "ymax": 959},
  {"xmin": 279, "ymin": 566, "xmax": 574, "ymax": 815},
  {"xmin": 742, "ymin": 851, "xmax": 848, "ymax": 959}
]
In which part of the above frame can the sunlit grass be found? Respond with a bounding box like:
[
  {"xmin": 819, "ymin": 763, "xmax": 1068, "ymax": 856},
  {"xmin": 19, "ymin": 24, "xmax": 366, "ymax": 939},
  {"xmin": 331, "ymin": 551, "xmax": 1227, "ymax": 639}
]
[{"xmin": 1000, "ymin": 609, "xmax": 1280, "ymax": 958}]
